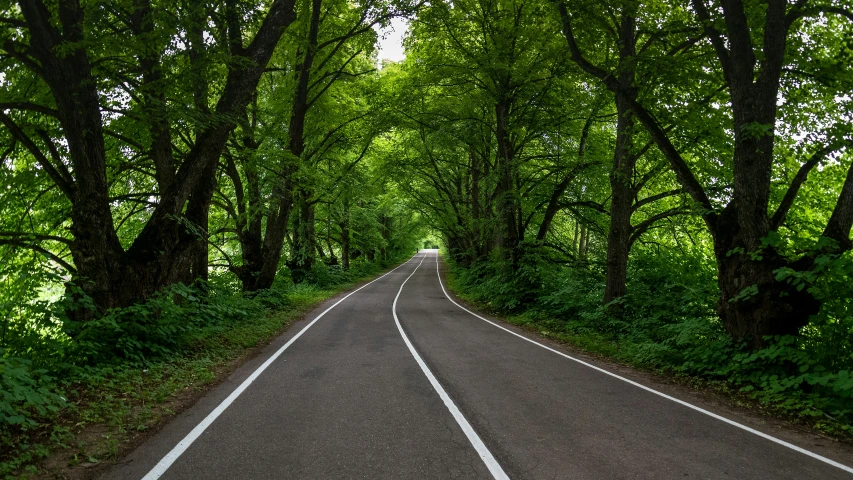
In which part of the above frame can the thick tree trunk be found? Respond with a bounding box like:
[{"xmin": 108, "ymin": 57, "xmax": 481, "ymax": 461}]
[
  {"xmin": 604, "ymin": 205, "xmax": 631, "ymax": 305},
  {"xmin": 236, "ymin": 200, "xmax": 292, "ymax": 292},
  {"xmin": 189, "ymin": 209, "xmax": 210, "ymax": 283},
  {"xmin": 604, "ymin": 13, "xmax": 637, "ymax": 307},
  {"xmin": 254, "ymin": 198, "xmax": 293, "ymax": 289},
  {"xmin": 713, "ymin": 207, "xmax": 820, "ymax": 345},
  {"xmin": 707, "ymin": 3, "xmax": 816, "ymax": 345},
  {"xmin": 184, "ymin": 154, "xmax": 219, "ymax": 284},
  {"xmin": 281, "ymin": 0, "xmax": 321, "ymax": 284},
  {"xmin": 603, "ymin": 231, "xmax": 630, "ymax": 305}
]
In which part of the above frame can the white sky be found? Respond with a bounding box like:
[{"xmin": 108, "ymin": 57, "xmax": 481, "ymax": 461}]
[{"xmin": 375, "ymin": 18, "xmax": 409, "ymax": 68}]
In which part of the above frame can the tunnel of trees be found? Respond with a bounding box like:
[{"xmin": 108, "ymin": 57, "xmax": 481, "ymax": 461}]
[{"xmin": 1, "ymin": 0, "xmax": 852, "ymax": 471}]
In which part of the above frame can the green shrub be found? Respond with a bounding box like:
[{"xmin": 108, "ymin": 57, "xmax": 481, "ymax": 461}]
[
  {"xmin": 0, "ymin": 352, "xmax": 65, "ymax": 429},
  {"xmin": 61, "ymin": 282, "xmax": 265, "ymax": 365}
]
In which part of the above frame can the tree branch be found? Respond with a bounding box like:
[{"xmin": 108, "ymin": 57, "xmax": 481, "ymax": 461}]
[
  {"xmin": 35, "ymin": 129, "xmax": 75, "ymax": 187},
  {"xmin": 0, "ymin": 231, "xmax": 72, "ymax": 245},
  {"xmin": 770, "ymin": 145, "xmax": 835, "ymax": 229},
  {"xmin": 0, "ymin": 16, "xmax": 26, "ymax": 28},
  {"xmin": 787, "ymin": 4, "xmax": 853, "ymax": 27},
  {"xmin": 0, "ymin": 238, "xmax": 76, "ymax": 272},
  {"xmin": 1, "ymin": 39, "xmax": 43, "ymax": 77},
  {"xmin": 823, "ymin": 152, "xmax": 853, "ymax": 251},
  {"xmin": 558, "ymin": 200, "xmax": 610, "ymax": 216},
  {"xmin": 0, "ymin": 102, "xmax": 59, "ymax": 117},
  {"xmin": 307, "ymin": 49, "xmax": 364, "ymax": 107},
  {"xmin": 0, "ymin": 112, "xmax": 75, "ymax": 198},
  {"xmin": 691, "ymin": 0, "xmax": 732, "ymax": 81},
  {"xmin": 622, "ymin": 96, "xmax": 717, "ymax": 230},
  {"xmin": 632, "ymin": 189, "xmax": 683, "ymax": 212},
  {"xmin": 554, "ymin": 1, "xmax": 616, "ymax": 88},
  {"xmin": 630, "ymin": 207, "xmax": 691, "ymax": 245}
]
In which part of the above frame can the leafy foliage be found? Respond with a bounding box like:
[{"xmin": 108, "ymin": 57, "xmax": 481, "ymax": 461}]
[
  {"xmin": 0, "ymin": 354, "xmax": 65, "ymax": 428},
  {"xmin": 1, "ymin": 0, "xmax": 853, "ymax": 473}
]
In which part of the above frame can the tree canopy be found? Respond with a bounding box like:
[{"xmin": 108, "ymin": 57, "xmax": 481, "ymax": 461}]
[{"xmin": 2, "ymin": 0, "xmax": 853, "ymax": 467}]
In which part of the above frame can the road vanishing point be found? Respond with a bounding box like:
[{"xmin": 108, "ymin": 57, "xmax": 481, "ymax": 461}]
[{"xmin": 103, "ymin": 250, "xmax": 853, "ymax": 480}]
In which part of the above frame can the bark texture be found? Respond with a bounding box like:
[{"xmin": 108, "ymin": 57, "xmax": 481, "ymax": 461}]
[{"xmin": 603, "ymin": 11, "xmax": 637, "ymax": 306}]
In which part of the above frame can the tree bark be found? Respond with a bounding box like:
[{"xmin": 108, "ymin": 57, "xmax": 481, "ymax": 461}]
[
  {"xmin": 283, "ymin": 0, "xmax": 322, "ymax": 283},
  {"xmin": 604, "ymin": 12, "xmax": 637, "ymax": 307},
  {"xmin": 604, "ymin": 97, "xmax": 635, "ymax": 305},
  {"xmin": 226, "ymin": 102, "xmax": 294, "ymax": 292}
]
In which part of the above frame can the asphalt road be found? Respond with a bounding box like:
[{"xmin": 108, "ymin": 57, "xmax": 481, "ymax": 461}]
[{"xmin": 104, "ymin": 250, "xmax": 853, "ymax": 480}]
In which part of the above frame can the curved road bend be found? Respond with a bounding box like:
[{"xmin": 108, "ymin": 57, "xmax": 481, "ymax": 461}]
[{"xmin": 103, "ymin": 250, "xmax": 853, "ymax": 480}]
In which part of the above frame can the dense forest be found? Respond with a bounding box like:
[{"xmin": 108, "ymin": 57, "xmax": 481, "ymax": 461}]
[{"xmin": 1, "ymin": 0, "xmax": 852, "ymax": 474}]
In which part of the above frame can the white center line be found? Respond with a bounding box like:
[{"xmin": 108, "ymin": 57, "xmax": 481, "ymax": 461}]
[
  {"xmin": 432, "ymin": 251, "xmax": 853, "ymax": 476},
  {"xmin": 141, "ymin": 255, "xmax": 418, "ymax": 480},
  {"xmin": 392, "ymin": 252, "xmax": 510, "ymax": 480}
]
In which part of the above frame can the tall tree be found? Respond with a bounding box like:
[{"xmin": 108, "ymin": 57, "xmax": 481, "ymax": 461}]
[
  {"xmin": 558, "ymin": 0, "xmax": 853, "ymax": 345},
  {"xmin": 0, "ymin": 0, "xmax": 298, "ymax": 316}
]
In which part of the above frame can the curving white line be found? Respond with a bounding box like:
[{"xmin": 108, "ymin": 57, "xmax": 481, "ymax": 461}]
[
  {"xmin": 141, "ymin": 254, "xmax": 419, "ymax": 480},
  {"xmin": 393, "ymin": 253, "xmax": 510, "ymax": 480},
  {"xmin": 432, "ymin": 251, "xmax": 853, "ymax": 476}
]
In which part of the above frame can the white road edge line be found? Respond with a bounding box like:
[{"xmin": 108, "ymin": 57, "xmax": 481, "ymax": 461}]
[
  {"xmin": 432, "ymin": 251, "xmax": 853, "ymax": 476},
  {"xmin": 393, "ymin": 253, "xmax": 510, "ymax": 480},
  {"xmin": 141, "ymin": 255, "xmax": 419, "ymax": 480}
]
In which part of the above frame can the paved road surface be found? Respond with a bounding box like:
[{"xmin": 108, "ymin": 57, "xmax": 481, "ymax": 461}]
[{"xmin": 104, "ymin": 250, "xmax": 853, "ymax": 479}]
